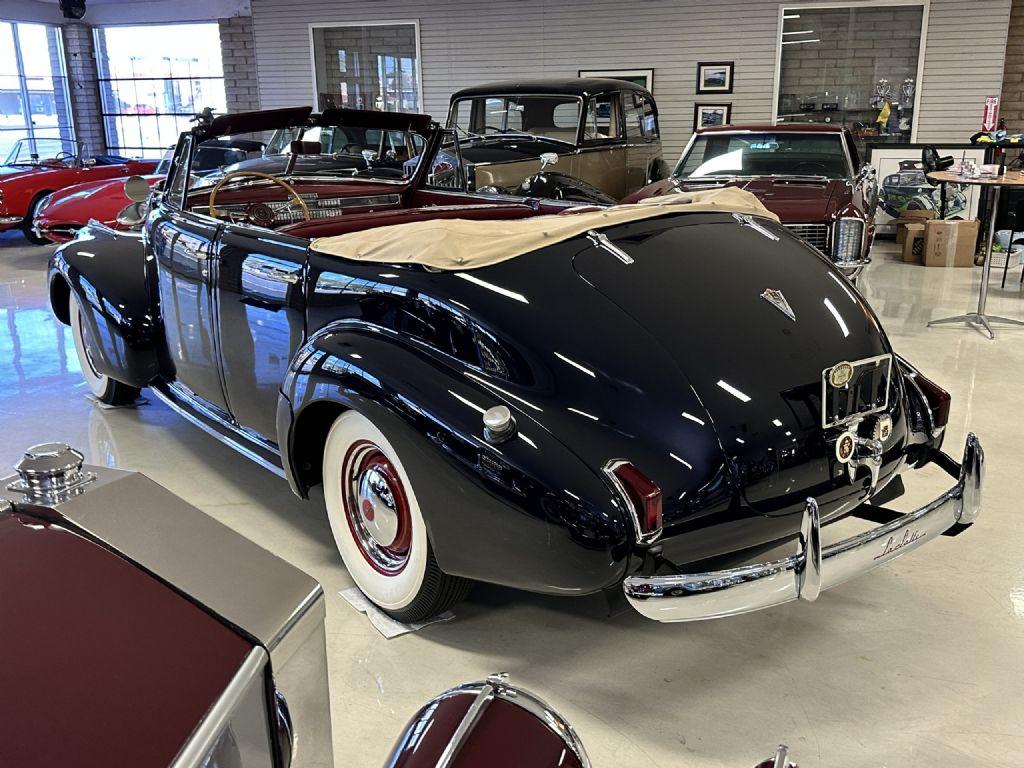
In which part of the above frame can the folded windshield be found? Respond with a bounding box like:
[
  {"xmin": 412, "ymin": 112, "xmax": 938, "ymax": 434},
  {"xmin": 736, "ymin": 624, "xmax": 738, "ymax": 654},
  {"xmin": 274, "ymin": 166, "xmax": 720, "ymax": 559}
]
[
  {"xmin": 677, "ymin": 132, "xmax": 850, "ymax": 180},
  {"xmin": 192, "ymin": 123, "xmax": 427, "ymax": 188}
]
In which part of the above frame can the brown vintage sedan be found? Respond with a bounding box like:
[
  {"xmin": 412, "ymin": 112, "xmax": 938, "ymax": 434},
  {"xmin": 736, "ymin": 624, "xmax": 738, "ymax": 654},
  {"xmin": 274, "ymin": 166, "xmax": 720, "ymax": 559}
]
[{"xmin": 446, "ymin": 78, "xmax": 669, "ymax": 200}]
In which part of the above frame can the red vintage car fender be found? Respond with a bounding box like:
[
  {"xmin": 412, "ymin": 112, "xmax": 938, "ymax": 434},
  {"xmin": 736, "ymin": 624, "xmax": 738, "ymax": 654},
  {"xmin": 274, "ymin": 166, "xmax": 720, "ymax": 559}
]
[
  {"xmin": 0, "ymin": 159, "xmax": 157, "ymax": 234},
  {"xmin": 35, "ymin": 173, "xmax": 163, "ymax": 243}
]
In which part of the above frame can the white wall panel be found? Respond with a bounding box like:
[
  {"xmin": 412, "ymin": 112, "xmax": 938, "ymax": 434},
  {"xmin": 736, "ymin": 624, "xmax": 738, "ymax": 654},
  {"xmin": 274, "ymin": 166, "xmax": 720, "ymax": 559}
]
[{"xmin": 249, "ymin": 0, "xmax": 1010, "ymax": 160}]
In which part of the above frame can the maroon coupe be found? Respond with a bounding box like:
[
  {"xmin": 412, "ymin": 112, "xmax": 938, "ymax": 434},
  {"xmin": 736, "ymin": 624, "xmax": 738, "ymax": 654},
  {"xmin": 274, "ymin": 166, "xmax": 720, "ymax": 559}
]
[{"xmin": 625, "ymin": 124, "xmax": 878, "ymax": 280}]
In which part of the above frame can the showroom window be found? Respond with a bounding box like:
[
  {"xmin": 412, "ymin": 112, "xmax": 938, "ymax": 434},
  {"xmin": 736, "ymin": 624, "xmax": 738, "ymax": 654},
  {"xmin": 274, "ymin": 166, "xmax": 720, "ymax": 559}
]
[
  {"xmin": 0, "ymin": 21, "xmax": 74, "ymax": 161},
  {"xmin": 775, "ymin": 3, "xmax": 925, "ymax": 153},
  {"xmin": 94, "ymin": 23, "xmax": 227, "ymax": 157},
  {"xmin": 310, "ymin": 22, "xmax": 421, "ymax": 112}
]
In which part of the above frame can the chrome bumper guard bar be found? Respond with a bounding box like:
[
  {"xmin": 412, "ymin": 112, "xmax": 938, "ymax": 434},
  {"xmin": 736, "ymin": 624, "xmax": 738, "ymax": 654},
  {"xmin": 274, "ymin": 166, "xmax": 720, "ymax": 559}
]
[{"xmin": 624, "ymin": 433, "xmax": 983, "ymax": 622}]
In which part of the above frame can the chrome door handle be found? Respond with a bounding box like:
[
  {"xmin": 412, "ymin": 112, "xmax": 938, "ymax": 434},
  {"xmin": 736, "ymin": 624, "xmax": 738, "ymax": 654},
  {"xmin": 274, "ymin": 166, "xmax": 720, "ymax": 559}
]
[{"xmin": 242, "ymin": 258, "xmax": 302, "ymax": 284}]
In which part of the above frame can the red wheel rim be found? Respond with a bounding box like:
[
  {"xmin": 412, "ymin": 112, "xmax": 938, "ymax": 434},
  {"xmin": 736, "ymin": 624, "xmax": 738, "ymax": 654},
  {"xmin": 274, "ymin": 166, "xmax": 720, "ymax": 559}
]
[{"xmin": 341, "ymin": 440, "xmax": 413, "ymax": 575}]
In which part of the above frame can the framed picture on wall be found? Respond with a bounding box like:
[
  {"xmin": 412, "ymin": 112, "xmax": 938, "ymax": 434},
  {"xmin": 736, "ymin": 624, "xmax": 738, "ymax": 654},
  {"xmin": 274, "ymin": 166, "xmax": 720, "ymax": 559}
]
[
  {"xmin": 694, "ymin": 103, "xmax": 732, "ymax": 131},
  {"xmin": 578, "ymin": 69, "xmax": 654, "ymax": 91},
  {"xmin": 696, "ymin": 61, "xmax": 734, "ymax": 94}
]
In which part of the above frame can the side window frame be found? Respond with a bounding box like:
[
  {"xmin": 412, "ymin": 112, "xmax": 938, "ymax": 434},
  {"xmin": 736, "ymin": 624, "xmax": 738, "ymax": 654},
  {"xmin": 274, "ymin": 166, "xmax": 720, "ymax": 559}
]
[
  {"xmin": 580, "ymin": 92, "xmax": 623, "ymax": 147},
  {"xmin": 162, "ymin": 133, "xmax": 194, "ymax": 211}
]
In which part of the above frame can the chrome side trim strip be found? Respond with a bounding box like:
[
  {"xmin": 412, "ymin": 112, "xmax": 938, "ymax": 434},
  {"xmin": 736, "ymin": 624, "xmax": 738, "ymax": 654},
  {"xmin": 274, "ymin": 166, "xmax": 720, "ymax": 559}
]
[
  {"xmin": 151, "ymin": 384, "xmax": 286, "ymax": 478},
  {"xmin": 169, "ymin": 646, "xmax": 268, "ymax": 768},
  {"xmin": 624, "ymin": 433, "xmax": 983, "ymax": 622}
]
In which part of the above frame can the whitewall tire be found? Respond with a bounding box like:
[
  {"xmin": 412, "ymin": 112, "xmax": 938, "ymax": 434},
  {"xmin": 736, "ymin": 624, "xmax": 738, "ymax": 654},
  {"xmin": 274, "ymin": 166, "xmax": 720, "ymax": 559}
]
[
  {"xmin": 322, "ymin": 410, "xmax": 470, "ymax": 622},
  {"xmin": 70, "ymin": 299, "xmax": 140, "ymax": 405}
]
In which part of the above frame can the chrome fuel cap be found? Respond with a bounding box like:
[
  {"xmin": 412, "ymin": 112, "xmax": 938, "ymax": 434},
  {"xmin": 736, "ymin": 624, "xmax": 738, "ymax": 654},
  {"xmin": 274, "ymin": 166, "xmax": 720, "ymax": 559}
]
[
  {"xmin": 483, "ymin": 405, "xmax": 516, "ymax": 443},
  {"xmin": 9, "ymin": 442, "xmax": 95, "ymax": 501}
]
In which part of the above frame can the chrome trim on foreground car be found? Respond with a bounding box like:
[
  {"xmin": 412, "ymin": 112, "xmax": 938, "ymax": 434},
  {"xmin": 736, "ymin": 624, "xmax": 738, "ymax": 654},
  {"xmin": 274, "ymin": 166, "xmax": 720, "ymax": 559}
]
[
  {"xmin": 623, "ymin": 433, "xmax": 983, "ymax": 622},
  {"xmin": 436, "ymin": 674, "xmax": 591, "ymax": 768}
]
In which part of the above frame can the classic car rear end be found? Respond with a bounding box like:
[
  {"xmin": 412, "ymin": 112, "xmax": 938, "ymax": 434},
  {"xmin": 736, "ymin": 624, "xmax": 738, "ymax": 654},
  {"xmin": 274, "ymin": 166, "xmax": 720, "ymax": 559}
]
[
  {"xmin": 1, "ymin": 443, "xmax": 331, "ymax": 768},
  {"xmin": 624, "ymin": 124, "xmax": 877, "ymax": 279},
  {"xmin": 48, "ymin": 107, "xmax": 982, "ymax": 629}
]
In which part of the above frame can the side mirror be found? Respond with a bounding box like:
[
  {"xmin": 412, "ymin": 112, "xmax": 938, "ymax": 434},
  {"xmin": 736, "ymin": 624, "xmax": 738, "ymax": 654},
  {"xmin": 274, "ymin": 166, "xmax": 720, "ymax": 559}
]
[
  {"xmin": 540, "ymin": 152, "xmax": 559, "ymax": 170},
  {"xmin": 124, "ymin": 175, "xmax": 151, "ymax": 203},
  {"xmin": 115, "ymin": 201, "xmax": 147, "ymax": 228}
]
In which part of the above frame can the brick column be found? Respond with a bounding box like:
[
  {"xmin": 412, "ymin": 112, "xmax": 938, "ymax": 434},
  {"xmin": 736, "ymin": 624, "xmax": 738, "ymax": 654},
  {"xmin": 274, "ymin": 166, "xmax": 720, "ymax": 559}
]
[
  {"xmin": 1001, "ymin": 0, "xmax": 1024, "ymax": 130},
  {"xmin": 219, "ymin": 17, "xmax": 259, "ymax": 114},
  {"xmin": 61, "ymin": 23, "xmax": 107, "ymax": 156}
]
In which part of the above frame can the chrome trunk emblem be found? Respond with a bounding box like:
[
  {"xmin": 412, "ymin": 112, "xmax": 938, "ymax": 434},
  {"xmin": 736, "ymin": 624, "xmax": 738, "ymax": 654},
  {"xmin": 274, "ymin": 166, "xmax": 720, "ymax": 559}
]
[{"xmin": 761, "ymin": 288, "xmax": 796, "ymax": 321}]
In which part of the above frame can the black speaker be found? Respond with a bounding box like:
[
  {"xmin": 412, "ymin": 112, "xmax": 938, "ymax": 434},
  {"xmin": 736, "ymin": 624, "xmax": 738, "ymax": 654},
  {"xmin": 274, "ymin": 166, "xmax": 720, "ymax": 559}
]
[
  {"xmin": 922, "ymin": 146, "xmax": 955, "ymax": 175},
  {"xmin": 58, "ymin": 0, "xmax": 87, "ymax": 19}
]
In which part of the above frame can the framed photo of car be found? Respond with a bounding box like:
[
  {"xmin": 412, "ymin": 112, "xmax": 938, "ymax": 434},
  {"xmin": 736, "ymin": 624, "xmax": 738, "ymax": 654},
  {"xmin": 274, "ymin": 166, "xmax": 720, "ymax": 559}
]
[
  {"xmin": 696, "ymin": 61, "xmax": 734, "ymax": 94},
  {"xmin": 578, "ymin": 68, "xmax": 654, "ymax": 91},
  {"xmin": 694, "ymin": 103, "xmax": 732, "ymax": 131}
]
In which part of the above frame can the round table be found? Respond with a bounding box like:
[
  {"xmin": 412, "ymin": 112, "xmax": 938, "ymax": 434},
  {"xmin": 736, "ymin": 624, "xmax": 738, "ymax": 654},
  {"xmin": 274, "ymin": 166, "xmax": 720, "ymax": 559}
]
[{"xmin": 925, "ymin": 169, "xmax": 1024, "ymax": 339}]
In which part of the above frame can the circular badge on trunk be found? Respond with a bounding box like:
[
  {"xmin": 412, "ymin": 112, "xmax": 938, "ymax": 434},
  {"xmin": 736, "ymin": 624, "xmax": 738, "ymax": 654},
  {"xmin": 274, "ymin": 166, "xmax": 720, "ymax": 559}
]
[
  {"xmin": 829, "ymin": 361, "xmax": 854, "ymax": 388},
  {"xmin": 835, "ymin": 431, "xmax": 856, "ymax": 463}
]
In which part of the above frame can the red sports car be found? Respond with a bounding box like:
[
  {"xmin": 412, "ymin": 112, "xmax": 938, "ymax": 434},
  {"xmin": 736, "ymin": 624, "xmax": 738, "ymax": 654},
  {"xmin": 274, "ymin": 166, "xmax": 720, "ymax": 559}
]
[
  {"xmin": 624, "ymin": 123, "xmax": 879, "ymax": 280},
  {"xmin": 0, "ymin": 137, "xmax": 157, "ymax": 244},
  {"xmin": 34, "ymin": 138, "xmax": 266, "ymax": 244}
]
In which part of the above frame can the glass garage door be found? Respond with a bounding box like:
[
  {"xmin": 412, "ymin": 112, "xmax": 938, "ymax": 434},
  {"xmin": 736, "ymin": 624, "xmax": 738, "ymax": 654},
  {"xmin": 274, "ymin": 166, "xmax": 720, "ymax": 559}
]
[
  {"xmin": 0, "ymin": 21, "xmax": 75, "ymax": 162},
  {"xmin": 94, "ymin": 23, "xmax": 227, "ymax": 158}
]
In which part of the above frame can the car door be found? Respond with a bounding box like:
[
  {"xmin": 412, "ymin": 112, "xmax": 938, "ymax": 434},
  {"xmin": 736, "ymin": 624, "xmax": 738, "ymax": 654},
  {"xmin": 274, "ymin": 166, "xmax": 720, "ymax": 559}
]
[
  {"xmin": 622, "ymin": 91, "xmax": 662, "ymax": 192},
  {"xmin": 214, "ymin": 224, "xmax": 307, "ymax": 442},
  {"xmin": 150, "ymin": 134, "xmax": 231, "ymax": 415},
  {"xmin": 571, "ymin": 91, "xmax": 627, "ymax": 199}
]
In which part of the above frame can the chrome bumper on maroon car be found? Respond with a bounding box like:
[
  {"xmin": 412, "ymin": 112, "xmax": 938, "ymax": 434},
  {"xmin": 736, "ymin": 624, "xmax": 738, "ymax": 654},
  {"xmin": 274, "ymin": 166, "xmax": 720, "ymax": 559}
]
[{"xmin": 624, "ymin": 433, "xmax": 983, "ymax": 622}]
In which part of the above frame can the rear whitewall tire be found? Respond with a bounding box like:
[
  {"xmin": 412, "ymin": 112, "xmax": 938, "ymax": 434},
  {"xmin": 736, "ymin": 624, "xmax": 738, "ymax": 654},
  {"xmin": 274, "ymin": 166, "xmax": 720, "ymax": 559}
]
[
  {"xmin": 70, "ymin": 299, "xmax": 140, "ymax": 405},
  {"xmin": 322, "ymin": 410, "xmax": 470, "ymax": 622}
]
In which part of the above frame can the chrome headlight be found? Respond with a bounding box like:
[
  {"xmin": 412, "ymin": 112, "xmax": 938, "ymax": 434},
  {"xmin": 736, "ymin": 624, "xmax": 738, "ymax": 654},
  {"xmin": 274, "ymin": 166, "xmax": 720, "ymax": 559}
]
[{"xmin": 834, "ymin": 218, "xmax": 865, "ymax": 263}]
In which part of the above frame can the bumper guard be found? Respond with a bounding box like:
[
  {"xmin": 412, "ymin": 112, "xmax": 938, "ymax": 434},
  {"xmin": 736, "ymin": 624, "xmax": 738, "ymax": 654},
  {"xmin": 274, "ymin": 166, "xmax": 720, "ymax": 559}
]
[{"xmin": 623, "ymin": 433, "xmax": 983, "ymax": 622}]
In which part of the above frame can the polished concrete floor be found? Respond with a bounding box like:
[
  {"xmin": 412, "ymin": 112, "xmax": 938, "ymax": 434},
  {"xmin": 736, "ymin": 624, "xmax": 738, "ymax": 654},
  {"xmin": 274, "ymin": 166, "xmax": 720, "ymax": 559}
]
[{"xmin": 2, "ymin": 229, "xmax": 1022, "ymax": 767}]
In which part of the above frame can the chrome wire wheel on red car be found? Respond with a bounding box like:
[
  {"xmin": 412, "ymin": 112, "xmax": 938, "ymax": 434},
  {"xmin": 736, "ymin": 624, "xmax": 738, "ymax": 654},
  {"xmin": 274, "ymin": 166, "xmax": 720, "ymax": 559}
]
[{"xmin": 323, "ymin": 411, "xmax": 471, "ymax": 622}]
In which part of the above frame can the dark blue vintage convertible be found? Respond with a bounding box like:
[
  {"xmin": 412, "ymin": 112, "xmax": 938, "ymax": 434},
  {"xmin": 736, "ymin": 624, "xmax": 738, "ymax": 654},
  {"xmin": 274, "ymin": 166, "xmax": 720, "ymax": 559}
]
[{"xmin": 49, "ymin": 107, "xmax": 983, "ymax": 623}]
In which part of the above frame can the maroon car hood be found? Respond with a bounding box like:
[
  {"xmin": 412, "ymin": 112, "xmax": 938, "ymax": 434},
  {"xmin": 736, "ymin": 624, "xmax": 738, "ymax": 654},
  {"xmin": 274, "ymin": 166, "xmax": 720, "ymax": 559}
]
[
  {"xmin": 632, "ymin": 177, "xmax": 852, "ymax": 223},
  {"xmin": 0, "ymin": 508, "xmax": 252, "ymax": 768},
  {"xmin": 683, "ymin": 177, "xmax": 849, "ymax": 222}
]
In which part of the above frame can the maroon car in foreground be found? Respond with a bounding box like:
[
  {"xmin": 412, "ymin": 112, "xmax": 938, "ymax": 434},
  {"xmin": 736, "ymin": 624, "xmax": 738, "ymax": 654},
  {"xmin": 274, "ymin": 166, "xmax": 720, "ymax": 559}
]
[
  {"xmin": 625, "ymin": 124, "xmax": 878, "ymax": 280},
  {"xmin": 2, "ymin": 441, "xmax": 796, "ymax": 767}
]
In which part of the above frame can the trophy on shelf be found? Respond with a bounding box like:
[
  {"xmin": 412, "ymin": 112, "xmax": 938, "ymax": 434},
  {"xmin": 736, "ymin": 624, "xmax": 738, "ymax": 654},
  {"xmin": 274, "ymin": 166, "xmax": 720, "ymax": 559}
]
[
  {"xmin": 869, "ymin": 79, "xmax": 892, "ymax": 110},
  {"xmin": 900, "ymin": 78, "xmax": 916, "ymax": 107}
]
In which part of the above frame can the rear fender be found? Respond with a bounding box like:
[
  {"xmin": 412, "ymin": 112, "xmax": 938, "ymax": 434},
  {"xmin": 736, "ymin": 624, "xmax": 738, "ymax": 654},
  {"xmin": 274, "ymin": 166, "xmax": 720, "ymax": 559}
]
[
  {"xmin": 278, "ymin": 322, "xmax": 631, "ymax": 595},
  {"xmin": 48, "ymin": 224, "xmax": 167, "ymax": 387}
]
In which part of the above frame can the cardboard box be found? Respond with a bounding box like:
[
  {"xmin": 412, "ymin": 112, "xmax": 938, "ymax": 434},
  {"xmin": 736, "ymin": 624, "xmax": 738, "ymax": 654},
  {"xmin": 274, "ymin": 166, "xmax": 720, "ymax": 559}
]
[
  {"xmin": 895, "ymin": 210, "xmax": 938, "ymax": 244},
  {"xmin": 923, "ymin": 219, "xmax": 980, "ymax": 268},
  {"xmin": 902, "ymin": 222, "xmax": 926, "ymax": 263}
]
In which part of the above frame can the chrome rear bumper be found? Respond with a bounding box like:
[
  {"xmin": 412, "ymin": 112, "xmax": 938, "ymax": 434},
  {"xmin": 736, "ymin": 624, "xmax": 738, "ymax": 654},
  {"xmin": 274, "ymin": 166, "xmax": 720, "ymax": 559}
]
[
  {"xmin": 0, "ymin": 215, "xmax": 23, "ymax": 226},
  {"xmin": 624, "ymin": 433, "xmax": 983, "ymax": 622}
]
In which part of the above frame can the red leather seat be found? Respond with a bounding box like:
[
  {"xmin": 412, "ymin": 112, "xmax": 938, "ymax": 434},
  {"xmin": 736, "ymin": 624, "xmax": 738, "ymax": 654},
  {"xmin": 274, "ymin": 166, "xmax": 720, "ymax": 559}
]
[{"xmin": 279, "ymin": 204, "xmax": 541, "ymax": 239}]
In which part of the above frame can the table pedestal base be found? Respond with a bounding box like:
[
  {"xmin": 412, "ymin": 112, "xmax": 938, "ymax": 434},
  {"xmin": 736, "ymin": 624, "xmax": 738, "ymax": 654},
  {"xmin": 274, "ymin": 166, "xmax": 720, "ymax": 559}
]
[{"xmin": 927, "ymin": 312, "xmax": 1024, "ymax": 339}]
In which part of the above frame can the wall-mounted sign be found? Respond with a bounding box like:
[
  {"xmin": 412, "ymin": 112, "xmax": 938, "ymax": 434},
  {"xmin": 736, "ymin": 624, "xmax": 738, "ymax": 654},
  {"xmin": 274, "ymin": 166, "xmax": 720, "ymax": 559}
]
[
  {"xmin": 800, "ymin": 102, "xmax": 816, "ymax": 111},
  {"xmin": 821, "ymin": 102, "xmax": 839, "ymax": 112},
  {"xmin": 982, "ymin": 96, "xmax": 1000, "ymax": 132}
]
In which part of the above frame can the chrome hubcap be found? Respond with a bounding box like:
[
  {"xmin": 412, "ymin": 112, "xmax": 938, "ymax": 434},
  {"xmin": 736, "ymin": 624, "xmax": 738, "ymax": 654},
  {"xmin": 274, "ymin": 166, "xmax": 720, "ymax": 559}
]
[
  {"xmin": 342, "ymin": 441, "xmax": 412, "ymax": 575},
  {"xmin": 357, "ymin": 465, "xmax": 400, "ymax": 547}
]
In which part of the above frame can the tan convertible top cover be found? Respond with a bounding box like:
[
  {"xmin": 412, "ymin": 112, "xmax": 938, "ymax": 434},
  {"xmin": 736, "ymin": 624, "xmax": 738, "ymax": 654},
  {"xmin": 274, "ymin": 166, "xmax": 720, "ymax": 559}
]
[{"xmin": 310, "ymin": 187, "xmax": 778, "ymax": 271}]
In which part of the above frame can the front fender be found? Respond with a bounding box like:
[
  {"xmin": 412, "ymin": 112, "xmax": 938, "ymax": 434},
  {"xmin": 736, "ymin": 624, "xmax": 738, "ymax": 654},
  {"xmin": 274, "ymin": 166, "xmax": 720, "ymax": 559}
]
[
  {"xmin": 48, "ymin": 224, "xmax": 166, "ymax": 387},
  {"xmin": 278, "ymin": 322, "xmax": 632, "ymax": 596}
]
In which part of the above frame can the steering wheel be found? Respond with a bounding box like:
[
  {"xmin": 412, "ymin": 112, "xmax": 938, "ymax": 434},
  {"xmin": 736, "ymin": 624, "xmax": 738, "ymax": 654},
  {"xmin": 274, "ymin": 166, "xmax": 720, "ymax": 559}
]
[
  {"xmin": 793, "ymin": 161, "xmax": 831, "ymax": 175},
  {"xmin": 208, "ymin": 170, "xmax": 310, "ymax": 223}
]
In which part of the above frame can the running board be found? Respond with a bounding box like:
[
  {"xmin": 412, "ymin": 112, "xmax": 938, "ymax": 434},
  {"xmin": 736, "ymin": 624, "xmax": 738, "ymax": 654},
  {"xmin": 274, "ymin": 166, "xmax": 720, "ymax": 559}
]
[{"xmin": 149, "ymin": 383, "xmax": 286, "ymax": 478}]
